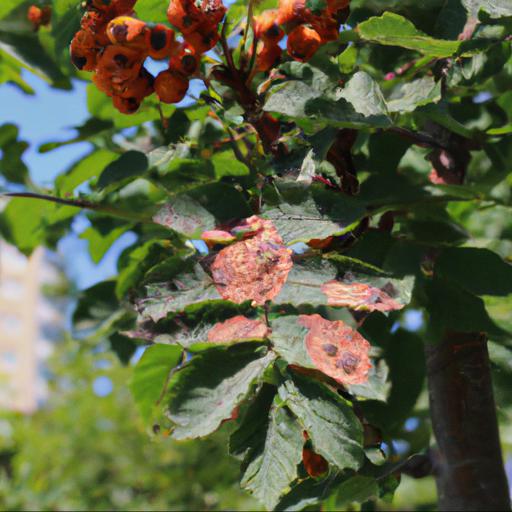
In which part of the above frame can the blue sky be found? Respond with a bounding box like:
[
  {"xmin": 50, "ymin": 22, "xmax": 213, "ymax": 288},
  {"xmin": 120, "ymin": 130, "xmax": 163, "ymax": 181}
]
[{"xmin": 0, "ymin": 72, "xmax": 134, "ymax": 290}]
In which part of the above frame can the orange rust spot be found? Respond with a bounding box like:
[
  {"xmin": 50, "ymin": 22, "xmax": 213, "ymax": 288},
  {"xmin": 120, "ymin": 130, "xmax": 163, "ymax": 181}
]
[
  {"xmin": 210, "ymin": 216, "xmax": 293, "ymax": 306},
  {"xmin": 320, "ymin": 280, "xmax": 404, "ymax": 312},
  {"xmin": 208, "ymin": 315, "xmax": 270, "ymax": 343},
  {"xmin": 299, "ymin": 314, "xmax": 372, "ymax": 386}
]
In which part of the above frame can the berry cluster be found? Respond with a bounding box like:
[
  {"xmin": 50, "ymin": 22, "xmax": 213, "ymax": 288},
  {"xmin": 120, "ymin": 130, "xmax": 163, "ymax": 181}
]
[
  {"xmin": 70, "ymin": 0, "xmax": 350, "ymax": 115},
  {"xmin": 251, "ymin": 0, "xmax": 350, "ymax": 71},
  {"xmin": 70, "ymin": 0, "xmax": 226, "ymax": 114},
  {"xmin": 27, "ymin": 4, "xmax": 51, "ymax": 31}
]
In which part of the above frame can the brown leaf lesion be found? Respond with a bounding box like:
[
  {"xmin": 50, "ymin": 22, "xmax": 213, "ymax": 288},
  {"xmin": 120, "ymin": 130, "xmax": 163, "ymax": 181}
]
[
  {"xmin": 209, "ymin": 216, "xmax": 293, "ymax": 306},
  {"xmin": 208, "ymin": 315, "xmax": 270, "ymax": 343},
  {"xmin": 299, "ymin": 314, "xmax": 372, "ymax": 386},
  {"xmin": 320, "ymin": 280, "xmax": 404, "ymax": 312}
]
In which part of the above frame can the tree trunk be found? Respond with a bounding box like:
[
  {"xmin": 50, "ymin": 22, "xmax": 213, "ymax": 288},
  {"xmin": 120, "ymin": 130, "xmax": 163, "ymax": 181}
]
[{"xmin": 426, "ymin": 331, "xmax": 511, "ymax": 511}]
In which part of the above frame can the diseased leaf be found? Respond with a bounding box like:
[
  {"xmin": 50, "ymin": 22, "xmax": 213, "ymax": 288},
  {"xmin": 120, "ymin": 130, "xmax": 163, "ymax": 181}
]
[
  {"xmin": 273, "ymin": 258, "xmax": 414, "ymax": 311},
  {"xmin": 167, "ymin": 345, "xmax": 276, "ymax": 440},
  {"xmin": 211, "ymin": 216, "xmax": 293, "ymax": 306},
  {"xmin": 208, "ymin": 316, "xmax": 270, "ymax": 344},
  {"xmin": 240, "ymin": 401, "xmax": 304, "ymax": 510},
  {"xmin": 279, "ymin": 375, "xmax": 364, "ymax": 471},
  {"xmin": 320, "ymin": 280, "xmax": 404, "ymax": 312},
  {"xmin": 130, "ymin": 344, "xmax": 183, "ymax": 423},
  {"xmin": 299, "ymin": 314, "xmax": 372, "ymax": 386}
]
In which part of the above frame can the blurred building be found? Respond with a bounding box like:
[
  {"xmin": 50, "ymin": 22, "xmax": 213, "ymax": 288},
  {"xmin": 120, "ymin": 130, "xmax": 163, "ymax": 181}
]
[{"xmin": 0, "ymin": 241, "xmax": 61, "ymax": 413}]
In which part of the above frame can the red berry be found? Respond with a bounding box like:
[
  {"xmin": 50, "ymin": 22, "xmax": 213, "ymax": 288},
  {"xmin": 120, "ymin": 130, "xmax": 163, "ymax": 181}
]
[{"xmin": 154, "ymin": 69, "xmax": 189, "ymax": 103}]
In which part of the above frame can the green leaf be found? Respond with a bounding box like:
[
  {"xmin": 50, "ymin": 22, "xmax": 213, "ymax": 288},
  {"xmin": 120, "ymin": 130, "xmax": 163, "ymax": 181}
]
[
  {"xmin": 0, "ymin": 122, "xmax": 29, "ymax": 184},
  {"xmin": 130, "ymin": 344, "xmax": 183, "ymax": 423},
  {"xmin": 154, "ymin": 158, "xmax": 216, "ymax": 193},
  {"xmin": 279, "ymin": 375, "xmax": 364, "ymax": 471},
  {"xmin": 346, "ymin": 359, "xmax": 391, "ymax": 402},
  {"xmin": 137, "ymin": 264, "xmax": 222, "ymax": 322},
  {"xmin": 0, "ymin": 197, "xmax": 78, "ymax": 255},
  {"xmin": 0, "ymin": 0, "xmax": 25, "ymax": 20},
  {"xmin": 275, "ymin": 474, "xmax": 346, "ymax": 512},
  {"xmin": 0, "ymin": 49, "xmax": 34, "ymax": 93},
  {"xmin": 96, "ymin": 150, "xmax": 149, "ymax": 192},
  {"xmin": 167, "ymin": 345, "xmax": 276, "ymax": 439},
  {"xmin": 240, "ymin": 400, "xmax": 304, "ymax": 510},
  {"xmin": 435, "ymin": 247, "xmax": 512, "ymax": 296},
  {"xmin": 152, "ymin": 195, "xmax": 216, "ymax": 237},
  {"xmin": 271, "ymin": 315, "xmax": 315, "ymax": 369},
  {"xmin": 56, "ymin": 149, "xmax": 118, "ymax": 194},
  {"xmin": 80, "ymin": 217, "xmax": 132, "ymax": 264},
  {"xmin": 51, "ymin": 0, "xmax": 82, "ymax": 60},
  {"xmin": 386, "ymin": 77, "xmax": 442, "ymax": 113},
  {"xmin": 229, "ymin": 384, "xmax": 277, "ymax": 460},
  {"xmin": 116, "ymin": 240, "xmax": 170, "ymax": 299},
  {"xmin": 331, "ymin": 475, "xmax": 379, "ymax": 510},
  {"xmin": 360, "ymin": 330, "xmax": 425, "ymax": 432},
  {"xmin": 262, "ymin": 184, "xmax": 366, "ymax": 245},
  {"xmin": 358, "ymin": 12, "xmax": 461, "ymax": 57},
  {"xmin": 133, "ymin": 0, "xmax": 169, "ymax": 23},
  {"xmin": 338, "ymin": 71, "xmax": 389, "ymax": 119},
  {"xmin": 187, "ymin": 182, "xmax": 253, "ymax": 223},
  {"xmin": 212, "ymin": 150, "xmax": 250, "ymax": 178},
  {"xmin": 425, "ymin": 276, "xmax": 508, "ymax": 341}
]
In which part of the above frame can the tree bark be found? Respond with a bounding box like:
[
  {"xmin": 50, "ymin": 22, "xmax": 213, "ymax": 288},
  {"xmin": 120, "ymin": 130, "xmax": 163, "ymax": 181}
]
[{"xmin": 426, "ymin": 331, "xmax": 511, "ymax": 511}]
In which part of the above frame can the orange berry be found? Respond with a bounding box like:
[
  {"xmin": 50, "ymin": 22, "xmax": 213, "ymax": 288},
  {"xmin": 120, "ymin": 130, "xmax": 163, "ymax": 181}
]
[
  {"xmin": 118, "ymin": 68, "xmax": 154, "ymax": 99},
  {"xmin": 251, "ymin": 40, "xmax": 282, "ymax": 72},
  {"xmin": 277, "ymin": 0, "xmax": 307, "ymax": 26},
  {"xmin": 112, "ymin": 94, "xmax": 141, "ymax": 114},
  {"xmin": 252, "ymin": 10, "xmax": 284, "ymax": 42},
  {"xmin": 27, "ymin": 5, "xmax": 51, "ymax": 30},
  {"xmin": 146, "ymin": 24, "xmax": 177, "ymax": 60},
  {"xmin": 106, "ymin": 16, "xmax": 148, "ymax": 45},
  {"xmin": 287, "ymin": 25, "xmax": 322, "ymax": 62},
  {"xmin": 70, "ymin": 29, "xmax": 98, "ymax": 71},
  {"xmin": 154, "ymin": 69, "xmax": 189, "ymax": 103},
  {"xmin": 184, "ymin": 23, "xmax": 220, "ymax": 53},
  {"xmin": 167, "ymin": 0, "xmax": 226, "ymax": 35},
  {"xmin": 169, "ymin": 43, "xmax": 199, "ymax": 76},
  {"xmin": 310, "ymin": 14, "xmax": 340, "ymax": 43},
  {"xmin": 96, "ymin": 44, "xmax": 145, "ymax": 82},
  {"xmin": 80, "ymin": 11, "xmax": 110, "ymax": 46},
  {"xmin": 167, "ymin": 0, "xmax": 202, "ymax": 34}
]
